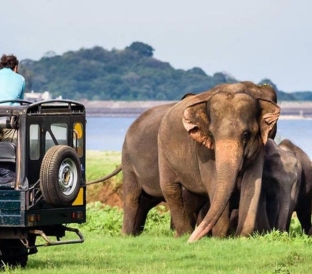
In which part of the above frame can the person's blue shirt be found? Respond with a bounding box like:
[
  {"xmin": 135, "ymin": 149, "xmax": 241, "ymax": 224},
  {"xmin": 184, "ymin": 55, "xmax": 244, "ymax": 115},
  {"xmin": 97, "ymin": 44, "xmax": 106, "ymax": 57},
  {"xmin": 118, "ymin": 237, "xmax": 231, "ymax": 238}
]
[{"xmin": 0, "ymin": 68, "xmax": 25, "ymax": 104}]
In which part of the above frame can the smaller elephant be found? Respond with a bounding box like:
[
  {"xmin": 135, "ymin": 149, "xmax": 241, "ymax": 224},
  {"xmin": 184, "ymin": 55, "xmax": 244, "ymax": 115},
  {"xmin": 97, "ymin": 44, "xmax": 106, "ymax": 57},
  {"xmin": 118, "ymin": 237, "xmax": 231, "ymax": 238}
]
[
  {"xmin": 257, "ymin": 139, "xmax": 312, "ymax": 234},
  {"xmin": 259, "ymin": 139, "xmax": 302, "ymax": 233},
  {"xmin": 277, "ymin": 139, "xmax": 312, "ymax": 234}
]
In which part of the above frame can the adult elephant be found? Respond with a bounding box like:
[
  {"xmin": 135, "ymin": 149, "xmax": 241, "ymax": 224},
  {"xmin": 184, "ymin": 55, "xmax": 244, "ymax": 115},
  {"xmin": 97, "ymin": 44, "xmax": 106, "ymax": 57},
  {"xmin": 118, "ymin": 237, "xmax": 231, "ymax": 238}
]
[
  {"xmin": 121, "ymin": 103, "xmax": 174, "ymax": 235},
  {"xmin": 121, "ymin": 82, "xmax": 277, "ymax": 236},
  {"xmin": 121, "ymin": 98, "xmax": 206, "ymax": 235},
  {"xmin": 277, "ymin": 139, "xmax": 312, "ymax": 234},
  {"xmin": 158, "ymin": 82, "xmax": 280, "ymax": 242}
]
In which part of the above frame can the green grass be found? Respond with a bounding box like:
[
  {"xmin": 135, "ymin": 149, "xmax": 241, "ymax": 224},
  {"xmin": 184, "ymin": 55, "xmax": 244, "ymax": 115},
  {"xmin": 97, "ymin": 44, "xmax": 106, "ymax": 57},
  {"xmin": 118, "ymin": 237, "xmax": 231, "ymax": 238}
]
[
  {"xmin": 86, "ymin": 150, "xmax": 121, "ymax": 182},
  {"xmin": 6, "ymin": 151, "xmax": 311, "ymax": 273},
  {"xmin": 86, "ymin": 150, "xmax": 122, "ymax": 202},
  {"xmin": 20, "ymin": 232, "xmax": 312, "ymax": 274},
  {"xmin": 7, "ymin": 208, "xmax": 312, "ymax": 273}
]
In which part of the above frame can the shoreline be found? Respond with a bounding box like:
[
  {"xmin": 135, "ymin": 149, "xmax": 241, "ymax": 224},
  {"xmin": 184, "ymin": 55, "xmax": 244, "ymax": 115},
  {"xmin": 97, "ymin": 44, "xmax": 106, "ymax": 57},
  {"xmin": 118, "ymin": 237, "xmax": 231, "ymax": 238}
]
[{"xmin": 83, "ymin": 100, "xmax": 312, "ymax": 119}]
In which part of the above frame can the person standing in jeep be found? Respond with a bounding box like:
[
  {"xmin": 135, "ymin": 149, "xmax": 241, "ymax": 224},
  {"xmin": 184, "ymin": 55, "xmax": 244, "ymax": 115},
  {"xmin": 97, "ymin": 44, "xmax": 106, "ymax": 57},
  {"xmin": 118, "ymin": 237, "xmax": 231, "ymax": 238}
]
[{"xmin": 0, "ymin": 54, "xmax": 25, "ymax": 103}]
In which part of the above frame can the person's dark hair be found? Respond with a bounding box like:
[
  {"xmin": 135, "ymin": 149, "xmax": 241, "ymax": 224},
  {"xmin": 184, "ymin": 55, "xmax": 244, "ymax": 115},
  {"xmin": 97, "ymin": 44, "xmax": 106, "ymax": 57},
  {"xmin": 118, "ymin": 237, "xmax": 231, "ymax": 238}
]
[{"xmin": 0, "ymin": 54, "xmax": 19, "ymax": 70}]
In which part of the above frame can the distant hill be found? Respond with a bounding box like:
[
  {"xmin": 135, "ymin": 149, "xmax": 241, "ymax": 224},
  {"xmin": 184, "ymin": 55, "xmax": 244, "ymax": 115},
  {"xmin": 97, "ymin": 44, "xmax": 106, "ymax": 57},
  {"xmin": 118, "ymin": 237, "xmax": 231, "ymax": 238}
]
[{"xmin": 18, "ymin": 42, "xmax": 312, "ymax": 101}]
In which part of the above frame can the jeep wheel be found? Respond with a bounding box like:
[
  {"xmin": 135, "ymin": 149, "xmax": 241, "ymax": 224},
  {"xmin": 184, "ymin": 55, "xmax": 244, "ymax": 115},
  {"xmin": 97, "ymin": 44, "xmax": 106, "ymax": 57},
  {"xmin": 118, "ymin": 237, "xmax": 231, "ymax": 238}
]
[{"xmin": 40, "ymin": 145, "xmax": 81, "ymax": 206}]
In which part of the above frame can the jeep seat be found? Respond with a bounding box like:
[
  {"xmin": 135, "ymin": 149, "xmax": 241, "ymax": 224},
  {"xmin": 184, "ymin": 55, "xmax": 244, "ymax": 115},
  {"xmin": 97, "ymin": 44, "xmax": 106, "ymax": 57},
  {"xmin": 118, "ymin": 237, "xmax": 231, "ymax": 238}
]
[{"xmin": 0, "ymin": 142, "xmax": 16, "ymax": 187}]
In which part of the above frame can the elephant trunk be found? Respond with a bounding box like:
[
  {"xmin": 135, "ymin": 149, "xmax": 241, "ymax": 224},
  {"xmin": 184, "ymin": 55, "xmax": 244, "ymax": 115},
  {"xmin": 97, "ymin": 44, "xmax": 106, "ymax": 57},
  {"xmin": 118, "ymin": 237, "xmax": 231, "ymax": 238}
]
[{"xmin": 188, "ymin": 140, "xmax": 242, "ymax": 243}]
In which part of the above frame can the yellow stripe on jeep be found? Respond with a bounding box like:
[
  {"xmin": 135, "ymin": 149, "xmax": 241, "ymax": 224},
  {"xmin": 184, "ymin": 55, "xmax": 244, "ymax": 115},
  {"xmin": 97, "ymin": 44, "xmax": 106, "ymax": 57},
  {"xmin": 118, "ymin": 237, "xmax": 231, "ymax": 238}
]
[{"xmin": 72, "ymin": 188, "xmax": 84, "ymax": 206}]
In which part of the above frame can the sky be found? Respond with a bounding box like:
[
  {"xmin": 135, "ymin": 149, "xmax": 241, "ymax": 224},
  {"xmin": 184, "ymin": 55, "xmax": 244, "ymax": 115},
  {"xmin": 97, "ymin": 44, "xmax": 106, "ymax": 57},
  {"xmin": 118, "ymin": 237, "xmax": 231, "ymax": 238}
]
[{"xmin": 1, "ymin": 0, "xmax": 312, "ymax": 92}]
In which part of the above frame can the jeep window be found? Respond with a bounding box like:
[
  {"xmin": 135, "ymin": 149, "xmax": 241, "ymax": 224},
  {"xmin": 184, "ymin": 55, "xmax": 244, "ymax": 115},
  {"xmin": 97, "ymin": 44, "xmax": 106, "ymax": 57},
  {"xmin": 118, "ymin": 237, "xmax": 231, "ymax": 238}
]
[
  {"xmin": 29, "ymin": 124, "xmax": 40, "ymax": 160},
  {"xmin": 45, "ymin": 123, "xmax": 68, "ymax": 152}
]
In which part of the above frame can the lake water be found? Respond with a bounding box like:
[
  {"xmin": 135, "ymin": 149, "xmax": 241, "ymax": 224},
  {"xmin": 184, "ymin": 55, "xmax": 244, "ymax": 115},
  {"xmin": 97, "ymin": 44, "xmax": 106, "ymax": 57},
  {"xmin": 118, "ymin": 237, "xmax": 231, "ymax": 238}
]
[{"xmin": 86, "ymin": 117, "xmax": 312, "ymax": 158}]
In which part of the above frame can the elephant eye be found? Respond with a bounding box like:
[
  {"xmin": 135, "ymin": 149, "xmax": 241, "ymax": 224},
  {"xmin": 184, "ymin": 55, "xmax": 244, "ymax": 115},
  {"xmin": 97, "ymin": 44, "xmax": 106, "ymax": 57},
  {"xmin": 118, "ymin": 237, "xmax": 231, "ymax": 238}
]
[{"xmin": 242, "ymin": 131, "xmax": 251, "ymax": 142}]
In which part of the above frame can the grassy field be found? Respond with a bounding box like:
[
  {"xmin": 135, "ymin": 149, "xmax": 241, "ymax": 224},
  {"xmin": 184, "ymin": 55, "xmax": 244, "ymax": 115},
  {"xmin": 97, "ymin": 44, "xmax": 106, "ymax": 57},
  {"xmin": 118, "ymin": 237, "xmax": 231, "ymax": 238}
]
[
  {"xmin": 86, "ymin": 150, "xmax": 122, "ymax": 182},
  {"xmin": 85, "ymin": 150, "xmax": 122, "ymax": 204},
  {"xmin": 7, "ymin": 209, "xmax": 312, "ymax": 274},
  {"xmin": 13, "ymin": 230, "xmax": 312, "ymax": 274},
  {"xmin": 5, "ymin": 151, "xmax": 312, "ymax": 273}
]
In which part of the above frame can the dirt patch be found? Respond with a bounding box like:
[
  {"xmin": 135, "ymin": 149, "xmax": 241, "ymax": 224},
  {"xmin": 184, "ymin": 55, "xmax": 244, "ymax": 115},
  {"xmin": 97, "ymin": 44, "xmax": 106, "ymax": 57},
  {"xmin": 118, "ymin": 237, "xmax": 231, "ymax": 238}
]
[
  {"xmin": 86, "ymin": 181, "xmax": 167, "ymax": 210},
  {"xmin": 87, "ymin": 181, "xmax": 124, "ymax": 208},
  {"xmin": 97, "ymin": 183, "xmax": 123, "ymax": 208}
]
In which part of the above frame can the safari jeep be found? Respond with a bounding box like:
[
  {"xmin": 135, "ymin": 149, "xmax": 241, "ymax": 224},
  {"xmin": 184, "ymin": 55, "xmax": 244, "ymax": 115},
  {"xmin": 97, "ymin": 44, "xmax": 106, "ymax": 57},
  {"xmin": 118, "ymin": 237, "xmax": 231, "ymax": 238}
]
[{"xmin": 0, "ymin": 99, "xmax": 86, "ymax": 268}]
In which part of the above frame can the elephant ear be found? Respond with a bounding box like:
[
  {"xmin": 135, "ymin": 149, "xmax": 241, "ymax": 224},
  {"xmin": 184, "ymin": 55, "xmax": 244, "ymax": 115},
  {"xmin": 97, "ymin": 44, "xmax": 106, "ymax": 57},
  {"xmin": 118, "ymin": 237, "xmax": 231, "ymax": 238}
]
[
  {"xmin": 258, "ymin": 98, "xmax": 280, "ymax": 145},
  {"xmin": 182, "ymin": 101, "xmax": 214, "ymax": 149}
]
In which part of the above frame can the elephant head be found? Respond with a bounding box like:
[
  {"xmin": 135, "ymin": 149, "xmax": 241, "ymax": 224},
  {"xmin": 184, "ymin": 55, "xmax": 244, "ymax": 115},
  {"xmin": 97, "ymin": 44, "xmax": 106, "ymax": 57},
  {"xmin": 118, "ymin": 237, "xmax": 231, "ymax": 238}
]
[{"xmin": 181, "ymin": 87, "xmax": 280, "ymax": 242}]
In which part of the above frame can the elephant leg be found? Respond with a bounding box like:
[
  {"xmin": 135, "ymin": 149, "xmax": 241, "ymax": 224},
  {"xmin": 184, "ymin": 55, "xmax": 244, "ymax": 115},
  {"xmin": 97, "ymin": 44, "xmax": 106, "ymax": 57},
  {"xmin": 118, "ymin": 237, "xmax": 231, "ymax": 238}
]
[
  {"xmin": 296, "ymin": 197, "xmax": 312, "ymax": 234},
  {"xmin": 159, "ymin": 157, "xmax": 194, "ymax": 236},
  {"xmin": 183, "ymin": 190, "xmax": 208, "ymax": 229},
  {"xmin": 162, "ymin": 182, "xmax": 194, "ymax": 236},
  {"xmin": 122, "ymin": 171, "xmax": 158, "ymax": 235},
  {"xmin": 228, "ymin": 191, "xmax": 240, "ymax": 234},
  {"xmin": 229, "ymin": 209, "xmax": 238, "ymax": 234},
  {"xmin": 196, "ymin": 202, "xmax": 210, "ymax": 226},
  {"xmin": 123, "ymin": 191, "xmax": 161, "ymax": 235},
  {"xmin": 158, "ymin": 155, "xmax": 193, "ymax": 237},
  {"xmin": 170, "ymin": 191, "xmax": 207, "ymax": 231},
  {"xmin": 135, "ymin": 193, "xmax": 163, "ymax": 232},
  {"xmin": 255, "ymin": 190, "xmax": 271, "ymax": 233},
  {"xmin": 275, "ymin": 196, "xmax": 294, "ymax": 232},
  {"xmin": 122, "ymin": 181, "xmax": 142, "ymax": 235},
  {"xmin": 265, "ymin": 193, "xmax": 278, "ymax": 230},
  {"xmin": 309, "ymin": 227, "xmax": 312, "ymax": 236},
  {"xmin": 212, "ymin": 204, "xmax": 230, "ymax": 237}
]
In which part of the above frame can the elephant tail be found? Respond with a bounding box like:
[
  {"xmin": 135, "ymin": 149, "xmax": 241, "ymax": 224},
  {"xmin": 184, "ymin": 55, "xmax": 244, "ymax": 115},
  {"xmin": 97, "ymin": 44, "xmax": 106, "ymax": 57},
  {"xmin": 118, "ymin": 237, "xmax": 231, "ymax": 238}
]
[{"xmin": 86, "ymin": 165, "xmax": 122, "ymax": 185}]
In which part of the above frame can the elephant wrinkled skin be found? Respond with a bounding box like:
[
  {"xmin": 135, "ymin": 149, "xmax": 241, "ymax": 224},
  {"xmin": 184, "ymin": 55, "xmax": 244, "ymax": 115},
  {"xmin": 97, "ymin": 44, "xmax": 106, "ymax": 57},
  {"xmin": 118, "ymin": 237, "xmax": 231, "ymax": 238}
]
[{"xmin": 158, "ymin": 82, "xmax": 280, "ymax": 242}]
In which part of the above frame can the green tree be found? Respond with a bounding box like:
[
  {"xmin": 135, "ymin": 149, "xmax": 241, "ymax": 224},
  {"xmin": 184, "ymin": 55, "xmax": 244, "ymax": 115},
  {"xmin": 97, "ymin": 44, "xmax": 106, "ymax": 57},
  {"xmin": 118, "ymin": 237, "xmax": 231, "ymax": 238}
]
[
  {"xmin": 126, "ymin": 42, "xmax": 154, "ymax": 57},
  {"xmin": 18, "ymin": 42, "xmax": 309, "ymax": 101}
]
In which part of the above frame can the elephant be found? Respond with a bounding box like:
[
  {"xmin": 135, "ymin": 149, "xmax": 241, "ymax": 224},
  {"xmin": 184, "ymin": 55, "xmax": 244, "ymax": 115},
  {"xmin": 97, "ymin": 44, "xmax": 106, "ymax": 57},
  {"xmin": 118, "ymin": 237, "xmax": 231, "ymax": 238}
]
[
  {"xmin": 121, "ymin": 92, "xmax": 210, "ymax": 235},
  {"xmin": 277, "ymin": 139, "xmax": 312, "ymax": 234},
  {"xmin": 84, "ymin": 94, "xmax": 198, "ymax": 235},
  {"xmin": 121, "ymin": 103, "xmax": 174, "ymax": 235},
  {"xmin": 121, "ymin": 90, "xmax": 221, "ymax": 236},
  {"xmin": 157, "ymin": 82, "xmax": 280, "ymax": 242},
  {"xmin": 258, "ymin": 139, "xmax": 302, "ymax": 233},
  {"xmin": 121, "ymin": 82, "xmax": 278, "ymax": 236},
  {"xmin": 196, "ymin": 138, "xmax": 310, "ymax": 236}
]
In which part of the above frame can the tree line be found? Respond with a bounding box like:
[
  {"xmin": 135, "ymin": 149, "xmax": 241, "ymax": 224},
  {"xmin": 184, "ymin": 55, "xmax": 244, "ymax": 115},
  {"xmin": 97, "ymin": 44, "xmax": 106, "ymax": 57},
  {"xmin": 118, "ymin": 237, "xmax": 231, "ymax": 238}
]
[{"xmin": 18, "ymin": 42, "xmax": 311, "ymax": 101}]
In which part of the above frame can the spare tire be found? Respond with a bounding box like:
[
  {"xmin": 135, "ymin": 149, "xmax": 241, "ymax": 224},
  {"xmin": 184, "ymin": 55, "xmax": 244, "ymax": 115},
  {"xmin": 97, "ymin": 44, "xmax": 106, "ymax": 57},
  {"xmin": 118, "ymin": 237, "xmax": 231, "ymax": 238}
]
[{"xmin": 40, "ymin": 145, "xmax": 81, "ymax": 206}]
